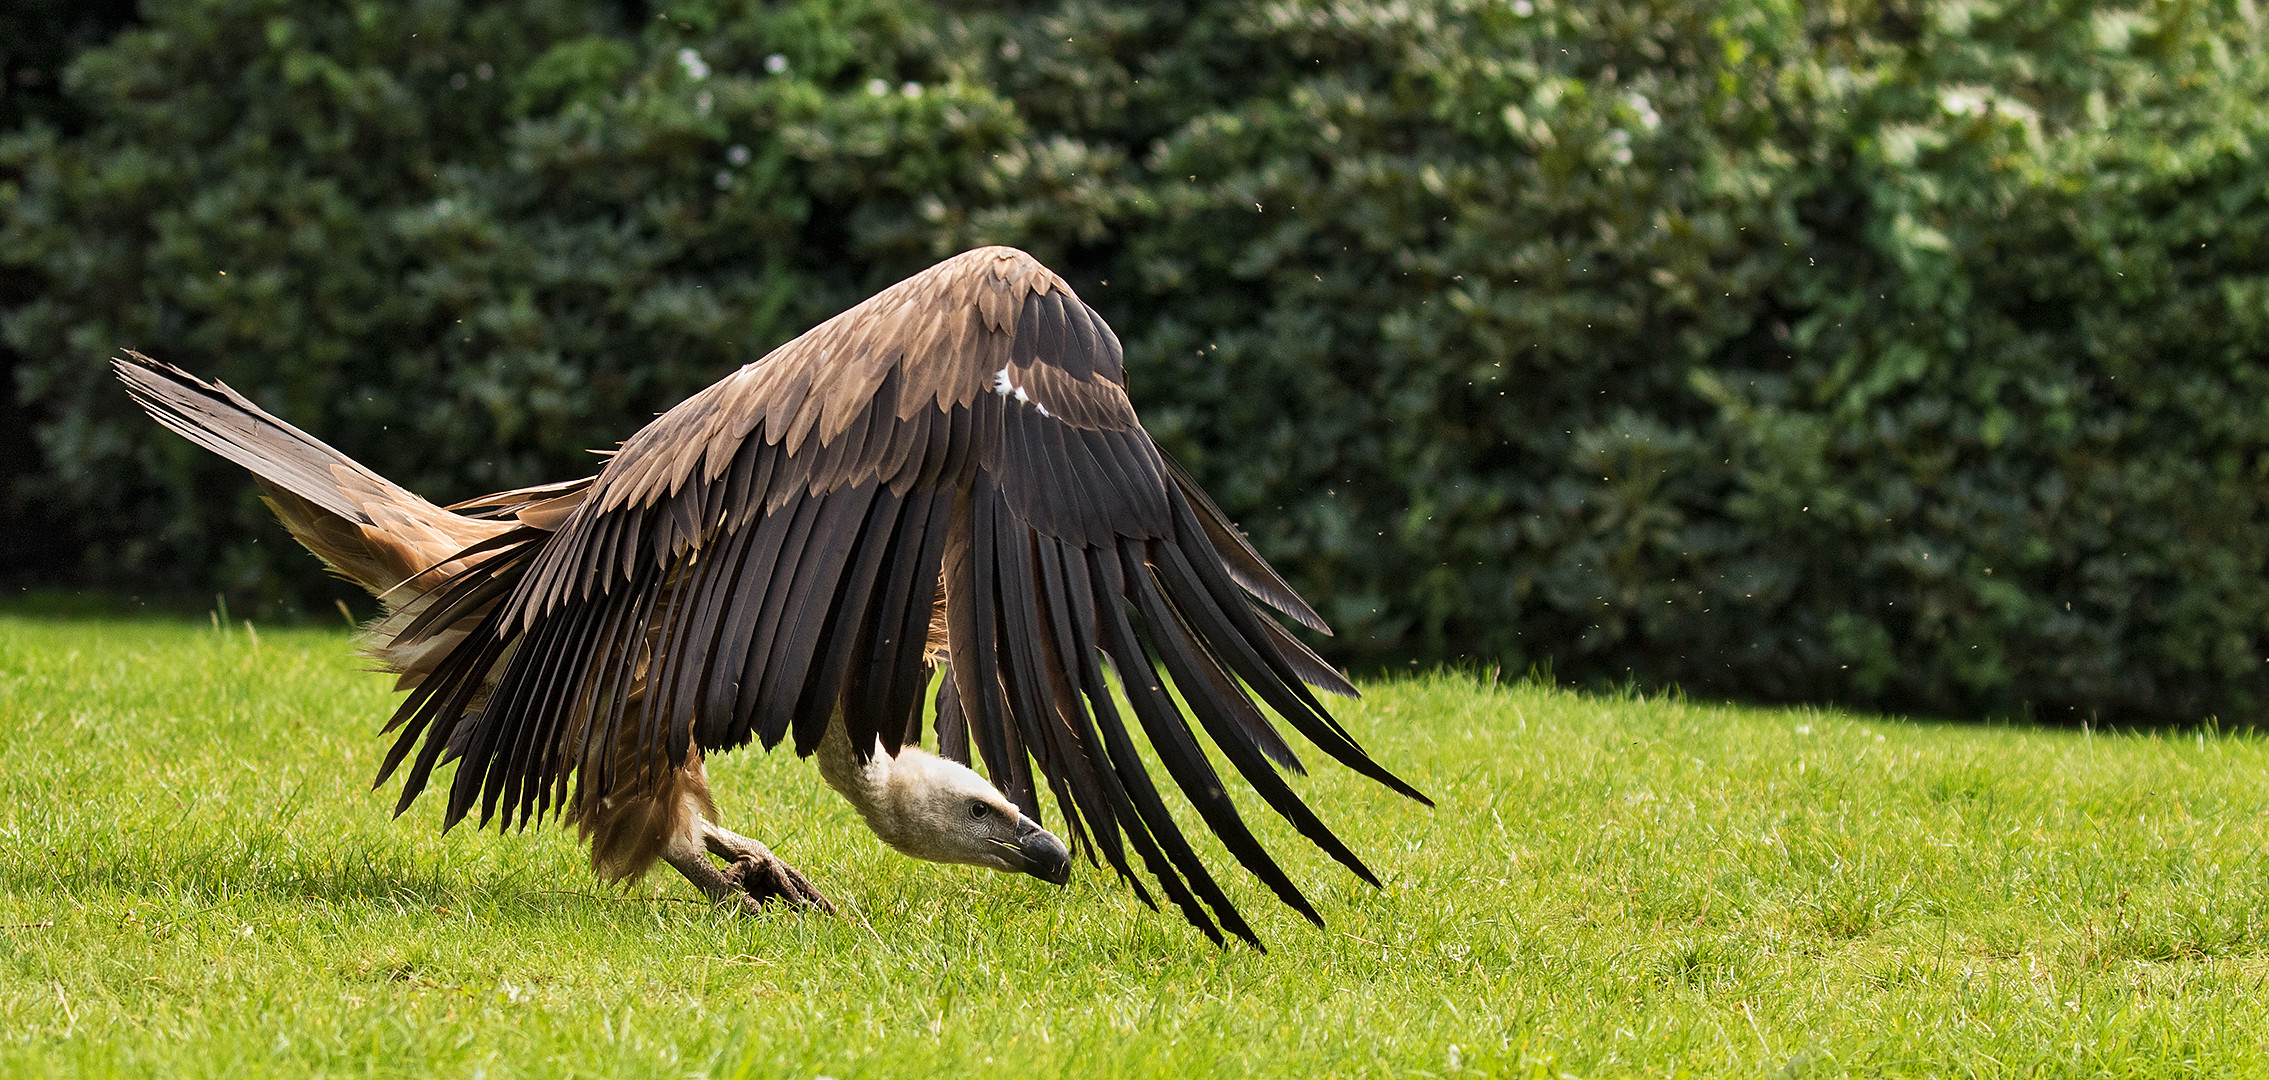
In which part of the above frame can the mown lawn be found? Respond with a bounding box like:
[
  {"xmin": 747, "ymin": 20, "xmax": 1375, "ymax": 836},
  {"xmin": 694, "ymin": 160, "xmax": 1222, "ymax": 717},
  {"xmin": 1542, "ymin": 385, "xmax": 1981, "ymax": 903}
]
[{"xmin": 3, "ymin": 613, "xmax": 2268, "ymax": 1078}]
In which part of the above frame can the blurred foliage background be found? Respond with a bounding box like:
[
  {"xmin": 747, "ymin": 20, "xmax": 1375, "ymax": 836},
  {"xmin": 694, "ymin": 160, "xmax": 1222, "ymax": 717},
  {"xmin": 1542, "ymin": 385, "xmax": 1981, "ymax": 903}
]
[{"xmin": 6, "ymin": 0, "xmax": 2269, "ymax": 724}]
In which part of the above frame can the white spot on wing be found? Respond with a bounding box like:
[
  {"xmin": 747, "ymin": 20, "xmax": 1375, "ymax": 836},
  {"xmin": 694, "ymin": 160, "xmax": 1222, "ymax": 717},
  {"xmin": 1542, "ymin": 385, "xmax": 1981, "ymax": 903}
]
[{"xmin": 991, "ymin": 364, "xmax": 1050, "ymax": 417}]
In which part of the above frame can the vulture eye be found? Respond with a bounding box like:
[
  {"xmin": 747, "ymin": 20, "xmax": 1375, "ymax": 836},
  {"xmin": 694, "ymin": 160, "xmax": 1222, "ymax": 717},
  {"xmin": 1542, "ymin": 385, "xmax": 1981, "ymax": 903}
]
[{"xmin": 968, "ymin": 802, "xmax": 991, "ymax": 820}]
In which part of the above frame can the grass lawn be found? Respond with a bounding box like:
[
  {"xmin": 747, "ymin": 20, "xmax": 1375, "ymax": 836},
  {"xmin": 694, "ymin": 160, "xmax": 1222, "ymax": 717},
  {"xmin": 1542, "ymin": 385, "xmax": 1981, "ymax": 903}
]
[{"xmin": 3, "ymin": 613, "xmax": 2268, "ymax": 1078}]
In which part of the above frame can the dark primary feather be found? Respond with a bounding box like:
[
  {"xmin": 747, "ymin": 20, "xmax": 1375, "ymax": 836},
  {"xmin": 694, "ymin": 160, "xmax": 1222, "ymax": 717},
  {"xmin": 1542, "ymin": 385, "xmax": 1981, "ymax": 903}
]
[{"xmin": 375, "ymin": 246, "xmax": 1426, "ymax": 945}]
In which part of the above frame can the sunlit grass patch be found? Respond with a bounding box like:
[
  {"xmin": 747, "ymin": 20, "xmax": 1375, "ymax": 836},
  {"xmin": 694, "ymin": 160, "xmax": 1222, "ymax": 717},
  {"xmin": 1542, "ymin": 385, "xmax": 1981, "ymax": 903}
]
[{"xmin": 3, "ymin": 614, "xmax": 2268, "ymax": 1078}]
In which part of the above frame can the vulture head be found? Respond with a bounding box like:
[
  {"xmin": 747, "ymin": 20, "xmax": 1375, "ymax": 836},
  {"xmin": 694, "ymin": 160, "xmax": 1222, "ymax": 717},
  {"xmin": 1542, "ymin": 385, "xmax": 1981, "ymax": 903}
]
[{"xmin": 821, "ymin": 732, "xmax": 1072, "ymax": 885}]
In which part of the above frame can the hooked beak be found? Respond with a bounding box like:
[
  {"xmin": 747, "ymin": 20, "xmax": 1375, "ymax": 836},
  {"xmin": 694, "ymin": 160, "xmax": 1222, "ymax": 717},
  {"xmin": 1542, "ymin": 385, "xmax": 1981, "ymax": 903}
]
[{"xmin": 1010, "ymin": 813, "xmax": 1071, "ymax": 885}]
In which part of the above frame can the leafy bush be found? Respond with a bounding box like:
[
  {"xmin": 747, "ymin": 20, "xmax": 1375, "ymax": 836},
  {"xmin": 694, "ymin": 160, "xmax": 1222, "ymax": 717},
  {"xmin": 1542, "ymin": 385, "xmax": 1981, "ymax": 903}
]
[
  {"xmin": 0, "ymin": 0, "xmax": 139, "ymax": 588},
  {"xmin": 3, "ymin": 0, "xmax": 1074, "ymax": 605},
  {"xmin": 1006, "ymin": 0, "xmax": 2269, "ymax": 722},
  {"xmin": 8, "ymin": 0, "xmax": 2269, "ymax": 722}
]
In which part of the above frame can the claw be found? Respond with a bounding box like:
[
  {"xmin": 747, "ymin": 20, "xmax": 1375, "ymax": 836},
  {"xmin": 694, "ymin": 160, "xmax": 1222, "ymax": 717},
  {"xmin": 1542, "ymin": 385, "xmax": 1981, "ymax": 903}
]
[
  {"xmin": 662, "ymin": 820, "xmax": 836, "ymax": 916},
  {"xmin": 721, "ymin": 853, "xmax": 836, "ymax": 915}
]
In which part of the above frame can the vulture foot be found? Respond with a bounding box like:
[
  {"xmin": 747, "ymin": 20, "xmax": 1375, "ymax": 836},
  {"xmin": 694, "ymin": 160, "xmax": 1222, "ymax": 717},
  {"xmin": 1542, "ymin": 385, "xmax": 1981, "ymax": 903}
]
[
  {"xmin": 720, "ymin": 853, "xmax": 835, "ymax": 914},
  {"xmin": 662, "ymin": 819, "xmax": 835, "ymax": 916}
]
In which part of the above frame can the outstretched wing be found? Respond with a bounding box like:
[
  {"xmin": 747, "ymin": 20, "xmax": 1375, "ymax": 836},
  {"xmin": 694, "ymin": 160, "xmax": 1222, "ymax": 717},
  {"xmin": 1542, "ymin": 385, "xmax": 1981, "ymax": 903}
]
[{"xmin": 379, "ymin": 246, "xmax": 1427, "ymax": 946}]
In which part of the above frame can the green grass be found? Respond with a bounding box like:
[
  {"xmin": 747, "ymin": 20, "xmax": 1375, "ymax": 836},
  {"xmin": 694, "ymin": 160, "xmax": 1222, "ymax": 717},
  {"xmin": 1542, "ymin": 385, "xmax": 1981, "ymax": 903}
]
[{"xmin": 4, "ymin": 614, "xmax": 2269, "ymax": 1078}]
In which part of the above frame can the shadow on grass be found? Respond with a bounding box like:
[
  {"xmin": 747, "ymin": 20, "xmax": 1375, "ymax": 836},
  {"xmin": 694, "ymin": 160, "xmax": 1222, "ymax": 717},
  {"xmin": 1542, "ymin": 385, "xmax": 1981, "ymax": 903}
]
[
  {"xmin": 0, "ymin": 838, "xmax": 700, "ymax": 925},
  {"xmin": 0, "ymin": 587, "xmax": 375, "ymax": 627},
  {"xmin": 1381, "ymin": 657, "xmax": 2269, "ymax": 741}
]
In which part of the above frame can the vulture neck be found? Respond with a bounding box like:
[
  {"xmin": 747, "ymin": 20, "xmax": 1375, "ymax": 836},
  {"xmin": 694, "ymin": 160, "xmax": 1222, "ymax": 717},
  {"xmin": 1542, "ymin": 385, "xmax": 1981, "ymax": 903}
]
[{"xmin": 815, "ymin": 714, "xmax": 916, "ymax": 847}]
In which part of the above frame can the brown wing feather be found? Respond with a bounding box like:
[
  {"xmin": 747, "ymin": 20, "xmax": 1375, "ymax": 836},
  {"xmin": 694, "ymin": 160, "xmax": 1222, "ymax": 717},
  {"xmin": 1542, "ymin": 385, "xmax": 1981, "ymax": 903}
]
[{"xmin": 375, "ymin": 246, "xmax": 1424, "ymax": 948}]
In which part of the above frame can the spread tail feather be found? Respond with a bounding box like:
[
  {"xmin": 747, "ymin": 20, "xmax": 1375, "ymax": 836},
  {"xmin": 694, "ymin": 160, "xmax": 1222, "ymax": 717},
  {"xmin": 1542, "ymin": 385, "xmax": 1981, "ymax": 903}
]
[{"xmin": 113, "ymin": 352, "xmax": 517, "ymax": 599}]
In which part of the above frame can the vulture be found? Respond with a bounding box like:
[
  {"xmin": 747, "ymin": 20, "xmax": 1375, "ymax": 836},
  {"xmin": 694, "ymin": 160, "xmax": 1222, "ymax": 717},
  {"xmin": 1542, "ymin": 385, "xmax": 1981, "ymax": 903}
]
[{"xmin": 116, "ymin": 246, "xmax": 1428, "ymax": 947}]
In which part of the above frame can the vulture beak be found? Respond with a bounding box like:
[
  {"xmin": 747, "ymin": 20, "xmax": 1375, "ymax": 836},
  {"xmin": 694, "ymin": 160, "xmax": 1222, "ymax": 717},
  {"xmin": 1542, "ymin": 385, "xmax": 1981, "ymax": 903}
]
[{"xmin": 1012, "ymin": 814, "xmax": 1072, "ymax": 885}]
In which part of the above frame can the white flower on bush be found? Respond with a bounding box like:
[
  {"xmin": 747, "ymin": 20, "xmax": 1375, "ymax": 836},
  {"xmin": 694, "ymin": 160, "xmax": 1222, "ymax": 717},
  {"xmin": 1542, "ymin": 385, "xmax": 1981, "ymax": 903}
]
[
  {"xmin": 677, "ymin": 48, "xmax": 710, "ymax": 80},
  {"xmin": 1940, "ymin": 87, "xmax": 1987, "ymax": 116},
  {"xmin": 1626, "ymin": 91, "xmax": 1660, "ymax": 131}
]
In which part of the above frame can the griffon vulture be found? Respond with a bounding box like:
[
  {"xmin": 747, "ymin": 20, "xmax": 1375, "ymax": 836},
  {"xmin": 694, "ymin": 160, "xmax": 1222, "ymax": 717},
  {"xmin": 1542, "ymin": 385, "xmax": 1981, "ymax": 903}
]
[{"xmin": 116, "ymin": 246, "xmax": 1427, "ymax": 946}]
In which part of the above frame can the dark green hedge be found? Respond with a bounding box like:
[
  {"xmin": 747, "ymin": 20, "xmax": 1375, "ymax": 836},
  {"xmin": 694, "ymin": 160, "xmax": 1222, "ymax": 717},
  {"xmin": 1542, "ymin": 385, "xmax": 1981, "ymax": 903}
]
[{"xmin": 8, "ymin": 0, "xmax": 2269, "ymax": 722}]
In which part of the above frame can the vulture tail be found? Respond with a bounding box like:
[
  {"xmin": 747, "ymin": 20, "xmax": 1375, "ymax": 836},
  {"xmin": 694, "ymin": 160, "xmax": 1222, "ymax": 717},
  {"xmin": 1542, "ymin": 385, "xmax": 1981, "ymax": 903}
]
[
  {"xmin": 113, "ymin": 354, "xmax": 569, "ymax": 696},
  {"xmin": 112, "ymin": 352, "xmax": 531, "ymax": 601}
]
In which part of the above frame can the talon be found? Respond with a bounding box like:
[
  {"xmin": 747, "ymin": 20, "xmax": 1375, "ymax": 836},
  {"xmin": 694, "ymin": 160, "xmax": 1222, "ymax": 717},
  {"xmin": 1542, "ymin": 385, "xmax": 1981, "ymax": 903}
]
[{"xmin": 721, "ymin": 854, "xmax": 836, "ymax": 914}]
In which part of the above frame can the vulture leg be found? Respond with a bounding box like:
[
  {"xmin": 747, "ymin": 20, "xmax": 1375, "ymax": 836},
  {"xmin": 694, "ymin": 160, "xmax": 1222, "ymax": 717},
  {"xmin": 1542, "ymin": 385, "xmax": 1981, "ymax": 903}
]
[
  {"xmin": 703, "ymin": 820, "xmax": 836, "ymax": 914},
  {"xmin": 605, "ymin": 752, "xmax": 833, "ymax": 915},
  {"xmin": 658, "ymin": 832, "xmax": 762, "ymax": 914},
  {"xmin": 656, "ymin": 817, "xmax": 834, "ymax": 915}
]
